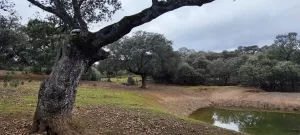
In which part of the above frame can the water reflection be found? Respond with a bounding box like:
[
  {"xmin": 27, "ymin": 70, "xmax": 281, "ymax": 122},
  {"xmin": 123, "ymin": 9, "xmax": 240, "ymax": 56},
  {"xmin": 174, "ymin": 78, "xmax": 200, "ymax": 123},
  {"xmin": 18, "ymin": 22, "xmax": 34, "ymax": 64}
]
[{"xmin": 189, "ymin": 108, "xmax": 300, "ymax": 135}]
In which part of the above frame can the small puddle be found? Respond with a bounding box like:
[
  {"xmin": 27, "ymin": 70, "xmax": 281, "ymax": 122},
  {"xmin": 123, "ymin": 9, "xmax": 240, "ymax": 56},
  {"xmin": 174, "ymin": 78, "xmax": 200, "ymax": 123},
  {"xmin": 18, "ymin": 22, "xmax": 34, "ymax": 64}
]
[{"xmin": 189, "ymin": 107, "xmax": 300, "ymax": 135}]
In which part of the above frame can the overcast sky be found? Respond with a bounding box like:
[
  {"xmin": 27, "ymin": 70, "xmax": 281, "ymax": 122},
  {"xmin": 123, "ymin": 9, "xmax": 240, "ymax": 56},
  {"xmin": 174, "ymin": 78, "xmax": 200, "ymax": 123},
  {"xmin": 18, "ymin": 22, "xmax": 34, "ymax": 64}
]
[{"xmin": 10, "ymin": 0, "xmax": 300, "ymax": 51}]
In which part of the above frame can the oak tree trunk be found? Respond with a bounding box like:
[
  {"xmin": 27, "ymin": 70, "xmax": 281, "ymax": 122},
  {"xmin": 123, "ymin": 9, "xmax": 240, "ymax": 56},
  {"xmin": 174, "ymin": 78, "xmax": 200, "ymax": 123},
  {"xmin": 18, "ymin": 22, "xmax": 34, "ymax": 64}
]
[
  {"xmin": 30, "ymin": 34, "xmax": 108, "ymax": 134},
  {"xmin": 107, "ymin": 73, "xmax": 111, "ymax": 82},
  {"xmin": 141, "ymin": 75, "xmax": 147, "ymax": 89},
  {"xmin": 31, "ymin": 54, "xmax": 89, "ymax": 135}
]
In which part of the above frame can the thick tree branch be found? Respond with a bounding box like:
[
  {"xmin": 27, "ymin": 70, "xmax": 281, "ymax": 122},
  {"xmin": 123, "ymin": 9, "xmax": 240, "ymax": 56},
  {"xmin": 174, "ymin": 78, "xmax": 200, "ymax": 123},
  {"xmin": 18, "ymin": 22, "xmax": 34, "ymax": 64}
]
[
  {"xmin": 28, "ymin": 0, "xmax": 74, "ymax": 27},
  {"xmin": 87, "ymin": 48, "xmax": 110, "ymax": 67},
  {"xmin": 27, "ymin": 0, "xmax": 58, "ymax": 16},
  {"xmin": 92, "ymin": 0, "xmax": 214, "ymax": 48},
  {"xmin": 152, "ymin": 0, "xmax": 158, "ymax": 5},
  {"xmin": 53, "ymin": 0, "xmax": 75, "ymax": 27},
  {"xmin": 72, "ymin": 0, "xmax": 88, "ymax": 30}
]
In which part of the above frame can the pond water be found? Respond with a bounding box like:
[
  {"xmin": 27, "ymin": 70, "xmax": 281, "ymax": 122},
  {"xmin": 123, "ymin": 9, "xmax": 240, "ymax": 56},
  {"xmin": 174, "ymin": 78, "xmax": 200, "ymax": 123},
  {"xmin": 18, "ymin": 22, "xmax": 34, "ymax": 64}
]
[{"xmin": 189, "ymin": 108, "xmax": 300, "ymax": 135}]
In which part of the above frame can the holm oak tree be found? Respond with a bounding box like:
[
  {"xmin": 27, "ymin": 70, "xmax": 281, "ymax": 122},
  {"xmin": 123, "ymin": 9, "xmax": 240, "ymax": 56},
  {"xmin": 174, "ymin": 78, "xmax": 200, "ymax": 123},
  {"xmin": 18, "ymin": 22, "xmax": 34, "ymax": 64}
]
[{"xmin": 23, "ymin": 0, "xmax": 215, "ymax": 134}]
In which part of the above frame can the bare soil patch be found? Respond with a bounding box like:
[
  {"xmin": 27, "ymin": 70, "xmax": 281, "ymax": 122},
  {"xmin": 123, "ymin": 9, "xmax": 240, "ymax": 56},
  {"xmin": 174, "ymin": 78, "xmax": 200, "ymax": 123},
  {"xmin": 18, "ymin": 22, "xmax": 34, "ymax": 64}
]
[{"xmin": 143, "ymin": 85, "xmax": 300, "ymax": 115}]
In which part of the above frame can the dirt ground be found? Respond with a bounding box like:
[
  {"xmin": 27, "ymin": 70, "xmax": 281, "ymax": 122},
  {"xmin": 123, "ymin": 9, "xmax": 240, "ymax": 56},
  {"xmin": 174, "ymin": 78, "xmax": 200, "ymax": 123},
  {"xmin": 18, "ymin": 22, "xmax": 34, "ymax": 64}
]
[
  {"xmin": 79, "ymin": 81, "xmax": 300, "ymax": 115},
  {"xmin": 0, "ymin": 105, "xmax": 243, "ymax": 135},
  {"xmin": 142, "ymin": 85, "xmax": 300, "ymax": 115}
]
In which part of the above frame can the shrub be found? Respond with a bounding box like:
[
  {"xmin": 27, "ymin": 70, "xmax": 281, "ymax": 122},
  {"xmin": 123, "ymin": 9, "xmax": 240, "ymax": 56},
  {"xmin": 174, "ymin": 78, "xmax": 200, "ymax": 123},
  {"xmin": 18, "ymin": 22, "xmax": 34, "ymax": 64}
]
[
  {"xmin": 3, "ymin": 81, "xmax": 8, "ymax": 87},
  {"xmin": 10, "ymin": 79, "xmax": 19, "ymax": 88},
  {"xmin": 31, "ymin": 66, "xmax": 42, "ymax": 74},
  {"xmin": 127, "ymin": 77, "xmax": 136, "ymax": 85},
  {"xmin": 3, "ymin": 72, "xmax": 10, "ymax": 87},
  {"xmin": 81, "ymin": 67, "xmax": 101, "ymax": 81},
  {"xmin": 174, "ymin": 63, "xmax": 205, "ymax": 85}
]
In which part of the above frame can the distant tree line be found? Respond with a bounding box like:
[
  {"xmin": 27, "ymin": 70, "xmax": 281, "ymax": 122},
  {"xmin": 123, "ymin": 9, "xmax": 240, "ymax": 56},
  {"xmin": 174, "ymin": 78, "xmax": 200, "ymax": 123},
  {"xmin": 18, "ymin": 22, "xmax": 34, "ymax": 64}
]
[
  {"xmin": 1, "ymin": 14, "xmax": 300, "ymax": 91},
  {"xmin": 176, "ymin": 32, "xmax": 300, "ymax": 92},
  {"xmin": 97, "ymin": 30, "xmax": 300, "ymax": 92}
]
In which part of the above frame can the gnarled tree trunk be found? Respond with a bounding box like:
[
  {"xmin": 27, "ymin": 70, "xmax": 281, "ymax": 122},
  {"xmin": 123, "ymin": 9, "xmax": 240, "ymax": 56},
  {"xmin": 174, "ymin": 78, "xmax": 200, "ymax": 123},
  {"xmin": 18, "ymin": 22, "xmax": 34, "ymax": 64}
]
[
  {"xmin": 31, "ymin": 56, "xmax": 88, "ymax": 134},
  {"xmin": 31, "ymin": 33, "xmax": 108, "ymax": 134}
]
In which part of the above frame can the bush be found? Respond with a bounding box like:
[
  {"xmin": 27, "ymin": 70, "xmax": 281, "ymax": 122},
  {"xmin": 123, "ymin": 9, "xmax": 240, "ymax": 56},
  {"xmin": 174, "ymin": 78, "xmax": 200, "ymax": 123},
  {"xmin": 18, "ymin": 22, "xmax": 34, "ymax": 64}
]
[
  {"xmin": 31, "ymin": 66, "xmax": 42, "ymax": 74},
  {"xmin": 3, "ymin": 72, "xmax": 10, "ymax": 87},
  {"xmin": 81, "ymin": 67, "xmax": 101, "ymax": 81},
  {"xmin": 174, "ymin": 63, "xmax": 205, "ymax": 85},
  {"xmin": 3, "ymin": 81, "xmax": 8, "ymax": 87},
  {"xmin": 127, "ymin": 76, "xmax": 136, "ymax": 85},
  {"xmin": 10, "ymin": 79, "xmax": 19, "ymax": 88},
  {"xmin": 238, "ymin": 54, "xmax": 300, "ymax": 92}
]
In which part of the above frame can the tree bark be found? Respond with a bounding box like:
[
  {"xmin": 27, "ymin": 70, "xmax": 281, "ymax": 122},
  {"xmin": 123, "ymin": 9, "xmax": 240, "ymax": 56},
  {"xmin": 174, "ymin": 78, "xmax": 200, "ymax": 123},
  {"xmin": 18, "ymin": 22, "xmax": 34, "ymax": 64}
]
[
  {"xmin": 31, "ymin": 53, "xmax": 89, "ymax": 134},
  {"xmin": 141, "ymin": 75, "xmax": 147, "ymax": 89}
]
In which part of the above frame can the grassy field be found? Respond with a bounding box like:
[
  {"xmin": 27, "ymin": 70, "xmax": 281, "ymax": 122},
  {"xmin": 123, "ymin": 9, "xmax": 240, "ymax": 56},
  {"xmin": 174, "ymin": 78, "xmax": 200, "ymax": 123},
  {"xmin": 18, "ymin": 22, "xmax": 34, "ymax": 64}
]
[
  {"xmin": 0, "ymin": 80, "xmax": 156, "ymax": 114},
  {"xmin": 0, "ymin": 77, "xmax": 242, "ymax": 135}
]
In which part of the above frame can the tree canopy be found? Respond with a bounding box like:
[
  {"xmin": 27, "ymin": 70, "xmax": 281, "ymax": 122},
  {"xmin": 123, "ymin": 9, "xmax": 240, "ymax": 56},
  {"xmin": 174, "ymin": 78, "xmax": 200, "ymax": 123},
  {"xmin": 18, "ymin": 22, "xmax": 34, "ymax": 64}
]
[{"xmin": 105, "ymin": 31, "xmax": 174, "ymax": 88}]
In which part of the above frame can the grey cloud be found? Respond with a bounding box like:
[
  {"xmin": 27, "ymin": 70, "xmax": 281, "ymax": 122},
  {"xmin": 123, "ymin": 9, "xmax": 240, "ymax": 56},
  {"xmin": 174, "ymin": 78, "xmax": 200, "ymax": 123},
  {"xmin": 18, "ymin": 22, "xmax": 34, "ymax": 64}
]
[
  {"xmin": 134, "ymin": 0, "xmax": 300, "ymax": 51},
  {"xmin": 12, "ymin": 0, "xmax": 300, "ymax": 51}
]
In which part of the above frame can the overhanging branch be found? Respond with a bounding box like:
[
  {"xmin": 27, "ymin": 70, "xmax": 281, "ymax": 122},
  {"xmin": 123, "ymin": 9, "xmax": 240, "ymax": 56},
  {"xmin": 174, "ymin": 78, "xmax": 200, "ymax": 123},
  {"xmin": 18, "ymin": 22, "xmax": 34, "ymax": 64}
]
[
  {"xmin": 92, "ymin": 0, "xmax": 214, "ymax": 48},
  {"xmin": 88, "ymin": 48, "xmax": 110, "ymax": 66},
  {"xmin": 53, "ymin": 0, "xmax": 74, "ymax": 27},
  {"xmin": 27, "ymin": 0, "xmax": 58, "ymax": 15},
  {"xmin": 28, "ymin": 0, "xmax": 74, "ymax": 27},
  {"xmin": 72, "ymin": 0, "xmax": 88, "ymax": 30}
]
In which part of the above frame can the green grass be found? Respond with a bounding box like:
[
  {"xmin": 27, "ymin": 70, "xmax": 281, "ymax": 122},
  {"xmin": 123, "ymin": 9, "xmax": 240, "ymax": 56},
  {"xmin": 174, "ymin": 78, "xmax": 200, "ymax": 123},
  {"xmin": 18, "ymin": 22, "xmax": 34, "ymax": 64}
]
[
  {"xmin": 109, "ymin": 77, "xmax": 128, "ymax": 83},
  {"xmin": 0, "ymin": 80, "xmax": 169, "ymax": 120},
  {"xmin": 109, "ymin": 76, "xmax": 142, "ymax": 83},
  {"xmin": 0, "ymin": 104, "xmax": 35, "ymax": 113},
  {"xmin": 0, "ymin": 80, "xmax": 160, "ymax": 115},
  {"xmin": 22, "ymin": 96, "xmax": 37, "ymax": 104},
  {"xmin": 0, "ymin": 88, "xmax": 159, "ymax": 116},
  {"xmin": 0, "ymin": 96, "xmax": 36, "ymax": 114},
  {"xmin": 0, "ymin": 81, "xmax": 40, "ymax": 113},
  {"xmin": 75, "ymin": 88, "xmax": 150, "ymax": 108}
]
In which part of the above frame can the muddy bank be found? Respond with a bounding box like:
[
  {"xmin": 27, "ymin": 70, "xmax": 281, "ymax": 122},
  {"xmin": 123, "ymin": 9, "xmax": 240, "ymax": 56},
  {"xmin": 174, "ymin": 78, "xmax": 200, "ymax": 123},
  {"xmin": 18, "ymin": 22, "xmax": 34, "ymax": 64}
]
[{"xmin": 144, "ymin": 86, "xmax": 300, "ymax": 116}]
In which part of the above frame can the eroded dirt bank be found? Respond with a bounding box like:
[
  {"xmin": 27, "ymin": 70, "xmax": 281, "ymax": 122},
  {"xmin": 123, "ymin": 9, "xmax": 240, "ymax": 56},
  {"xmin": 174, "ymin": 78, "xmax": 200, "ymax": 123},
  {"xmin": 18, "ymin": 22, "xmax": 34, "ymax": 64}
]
[{"xmin": 143, "ymin": 85, "xmax": 300, "ymax": 116}]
